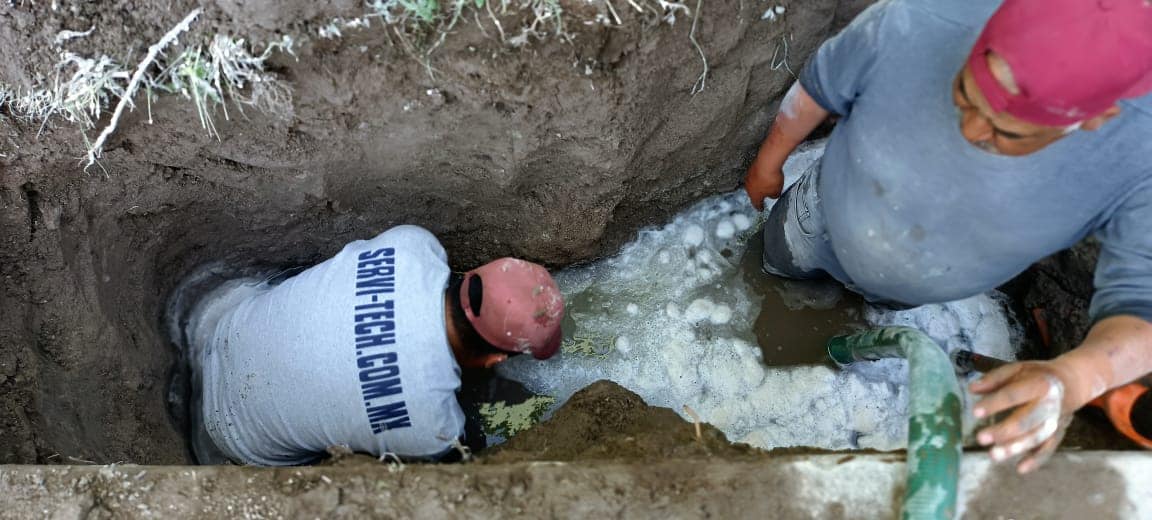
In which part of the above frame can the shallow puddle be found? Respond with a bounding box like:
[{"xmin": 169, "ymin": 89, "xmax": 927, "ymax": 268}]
[{"xmin": 739, "ymin": 232, "xmax": 866, "ymax": 367}]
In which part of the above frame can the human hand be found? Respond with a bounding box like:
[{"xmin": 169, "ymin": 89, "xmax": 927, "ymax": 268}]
[
  {"xmin": 744, "ymin": 156, "xmax": 785, "ymax": 211},
  {"xmin": 969, "ymin": 360, "xmax": 1085, "ymax": 474}
]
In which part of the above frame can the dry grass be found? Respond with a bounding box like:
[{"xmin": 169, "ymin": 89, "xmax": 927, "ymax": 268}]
[
  {"xmin": 0, "ymin": 11, "xmax": 294, "ymax": 167},
  {"xmin": 0, "ymin": 53, "xmax": 129, "ymax": 136},
  {"xmin": 152, "ymin": 35, "xmax": 295, "ymax": 139},
  {"xmin": 1, "ymin": 0, "xmax": 706, "ymax": 165},
  {"xmin": 362, "ymin": 0, "xmax": 693, "ymax": 50}
]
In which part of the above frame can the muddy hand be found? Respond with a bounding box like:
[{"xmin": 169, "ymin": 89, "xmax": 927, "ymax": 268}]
[
  {"xmin": 970, "ymin": 361, "xmax": 1078, "ymax": 474},
  {"xmin": 744, "ymin": 158, "xmax": 785, "ymax": 211}
]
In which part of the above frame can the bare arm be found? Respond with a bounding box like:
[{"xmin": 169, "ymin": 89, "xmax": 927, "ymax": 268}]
[
  {"xmin": 1046, "ymin": 315, "xmax": 1152, "ymax": 406},
  {"xmin": 970, "ymin": 314, "xmax": 1152, "ymax": 473},
  {"xmin": 745, "ymin": 81, "xmax": 831, "ymax": 210}
]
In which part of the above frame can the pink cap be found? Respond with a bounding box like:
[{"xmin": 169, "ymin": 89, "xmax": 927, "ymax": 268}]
[
  {"xmin": 460, "ymin": 258, "xmax": 565, "ymax": 360},
  {"xmin": 968, "ymin": 0, "xmax": 1152, "ymax": 126}
]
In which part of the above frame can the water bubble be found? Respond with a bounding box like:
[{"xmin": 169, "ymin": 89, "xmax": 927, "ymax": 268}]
[
  {"xmin": 710, "ymin": 304, "xmax": 732, "ymax": 325},
  {"xmin": 684, "ymin": 298, "xmax": 715, "ymax": 323},
  {"xmin": 682, "ymin": 225, "xmax": 705, "ymax": 247},
  {"xmin": 615, "ymin": 336, "xmax": 631, "ymax": 354},
  {"xmin": 715, "ymin": 220, "xmax": 736, "ymax": 239}
]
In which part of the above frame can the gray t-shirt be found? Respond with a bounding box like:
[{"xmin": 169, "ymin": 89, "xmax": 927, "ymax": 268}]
[
  {"xmin": 801, "ymin": 0, "xmax": 1152, "ymax": 322},
  {"xmin": 186, "ymin": 225, "xmax": 464, "ymax": 466}
]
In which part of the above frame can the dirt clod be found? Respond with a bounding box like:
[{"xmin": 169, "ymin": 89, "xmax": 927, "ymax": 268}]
[{"xmin": 484, "ymin": 380, "xmax": 761, "ymax": 462}]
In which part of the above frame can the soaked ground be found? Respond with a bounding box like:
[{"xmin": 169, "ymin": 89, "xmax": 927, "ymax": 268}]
[
  {"xmin": 556, "ymin": 218, "xmax": 870, "ymax": 370},
  {"xmin": 500, "ymin": 172, "xmax": 1018, "ymax": 452},
  {"xmin": 457, "ymin": 370, "xmax": 537, "ymax": 451},
  {"xmin": 461, "ymin": 229, "xmax": 869, "ymax": 451},
  {"xmin": 496, "ymin": 143, "xmax": 1021, "ymax": 451}
]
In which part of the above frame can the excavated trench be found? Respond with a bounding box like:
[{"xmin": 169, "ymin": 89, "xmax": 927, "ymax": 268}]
[{"xmin": 0, "ymin": 0, "xmax": 1133, "ymax": 475}]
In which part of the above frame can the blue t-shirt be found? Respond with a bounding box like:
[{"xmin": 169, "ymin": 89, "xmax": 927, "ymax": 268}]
[{"xmin": 800, "ymin": 0, "xmax": 1152, "ymax": 322}]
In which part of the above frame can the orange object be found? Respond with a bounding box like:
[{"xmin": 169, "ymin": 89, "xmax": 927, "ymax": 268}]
[
  {"xmin": 1031, "ymin": 307, "xmax": 1051, "ymax": 351},
  {"xmin": 1031, "ymin": 308, "xmax": 1151, "ymax": 449},
  {"xmin": 1089, "ymin": 381, "xmax": 1152, "ymax": 450}
]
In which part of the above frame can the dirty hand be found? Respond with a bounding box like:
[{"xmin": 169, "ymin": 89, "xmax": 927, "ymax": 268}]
[
  {"xmin": 969, "ymin": 360, "xmax": 1083, "ymax": 474},
  {"xmin": 744, "ymin": 155, "xmax": 785, "ymax": 211}
]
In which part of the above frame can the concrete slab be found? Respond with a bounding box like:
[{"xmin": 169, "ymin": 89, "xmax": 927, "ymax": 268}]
[{"xmin": 0, "ymin": 452, "xmax": 1148, "ymax": 519}]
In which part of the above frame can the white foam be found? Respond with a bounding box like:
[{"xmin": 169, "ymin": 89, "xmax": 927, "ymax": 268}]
[
  {"xmin": 711, "ymin": 304, "xmax": 733, "ymax": 325},
  {"xmin": 615, "ymin": 336, "xmax": 632, "ymax": 354},
  {"xmin": 683, "ymin": 225, "xmax": 705, "ymax": 247},
  {"xmin": 732, "ymin": 213, "xmax": 753, "ymax": 231},
  {"xmin": 501, "ymin": 142, "xmax": 1020, "ymax": 450},
  {"xmin": 715, "ymin": 220, "xmax": 736, "ymax": 239},
  {"xmin": 684, "ymin": 298, "xmax": 733, "ymax": 325},
  {"xmin": 762, "ymin": 5, "xmax": 785, "ymax": 21}
]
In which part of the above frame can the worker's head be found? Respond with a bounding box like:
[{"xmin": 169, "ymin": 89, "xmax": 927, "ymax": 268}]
[
  {"xmin": 953, "ymin": 0, "xmax": 1152, "ymax": 156},
  {"xmin": 444, "ymin": 258, "xmax": 564, "ymax": 369}
]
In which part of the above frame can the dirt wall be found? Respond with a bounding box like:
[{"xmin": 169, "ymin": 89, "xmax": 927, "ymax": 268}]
[{"xmin": 0, "ymin": 0, "xmax": 855, "ymax": 463}]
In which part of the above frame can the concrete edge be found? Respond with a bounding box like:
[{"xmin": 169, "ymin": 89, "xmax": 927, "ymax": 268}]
[{"xmin": 0, "ymin": 452, "xmax": 1147, "ymax": 519}]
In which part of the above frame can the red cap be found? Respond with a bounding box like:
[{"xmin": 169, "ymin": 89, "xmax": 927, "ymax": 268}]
[
  {"xmin": 968, "ymin": 0, "xmax": 1152, "ymax": 126},
  {"xmin": 460, "ymin": 258, "xmax": 564, "ymax": 360}
]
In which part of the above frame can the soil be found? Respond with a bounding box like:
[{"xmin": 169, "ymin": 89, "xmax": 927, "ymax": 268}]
[
  {"xmin": 0, "ymin": 0, "xmax": 855, "ymax": 464},
  {"xmin": 0, "ymin": 0, "xmax": 1137, "ymax": 468},
  {"xmin": 483, "ymin": 380, "xmax": 761, "ymax": 463},
  {"xmin": 327, "ymin": 379, "xmax": 850, "ymax": 468}
]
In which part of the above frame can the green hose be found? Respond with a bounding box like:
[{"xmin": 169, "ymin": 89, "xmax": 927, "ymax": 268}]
[{"xmin": 827, "ymin": 327, "xmax": 962, "ymax": 520}]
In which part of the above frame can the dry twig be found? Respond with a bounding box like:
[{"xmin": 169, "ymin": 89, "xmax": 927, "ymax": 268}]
[
  {"xmin": 688, "ymin": 0, "xmax": 707, "ymax": 94},
  {"xmin": 86, "ymin": 8, "xmax": 201, "ymax": 169},
  {"xmin": 682, "ymin": 404, "xmax": 703, "ymax": 441}
]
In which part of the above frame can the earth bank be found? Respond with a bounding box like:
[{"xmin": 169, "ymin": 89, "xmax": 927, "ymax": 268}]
[
  {"xmin": 0, "ymin": 0, "xmax": 1121, "ymax": 468},
  {"xmin": 0, "ymin": 0, "xmax": 861, "ymax": 464}
]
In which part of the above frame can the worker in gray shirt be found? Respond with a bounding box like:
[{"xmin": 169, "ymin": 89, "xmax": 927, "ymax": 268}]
[
  {"xmin": 745, "ymin": 0, "xmax": 1152, "ymax": 473},
  {"xmin": 183, "ymin": 225, "xmax": 564, "ymax": 465}
]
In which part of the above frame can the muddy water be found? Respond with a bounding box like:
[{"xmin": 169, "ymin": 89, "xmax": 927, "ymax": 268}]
[
  {"xmin": 464, "ymin": 229, "xmax": 867, "ymax": 449},
  {"xmin": 560, "ymin": 229, "xmax": 865, "ymax": 368},
  {"xmin": 500, "ymin": 143, "xmax": 1020, "ymax": 451},
  {"xmin": 457, "ymin": 371, "xmax": 537, "ymax": 450},
  {"xmin": 738, "ymin": 233, "xmax": 865, "ymax": 366}
]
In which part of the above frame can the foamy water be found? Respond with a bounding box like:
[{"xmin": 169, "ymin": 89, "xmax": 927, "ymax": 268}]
[{"xmin": 500, "ymin": 143, "xmax": 1019, "ymax": 450}]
